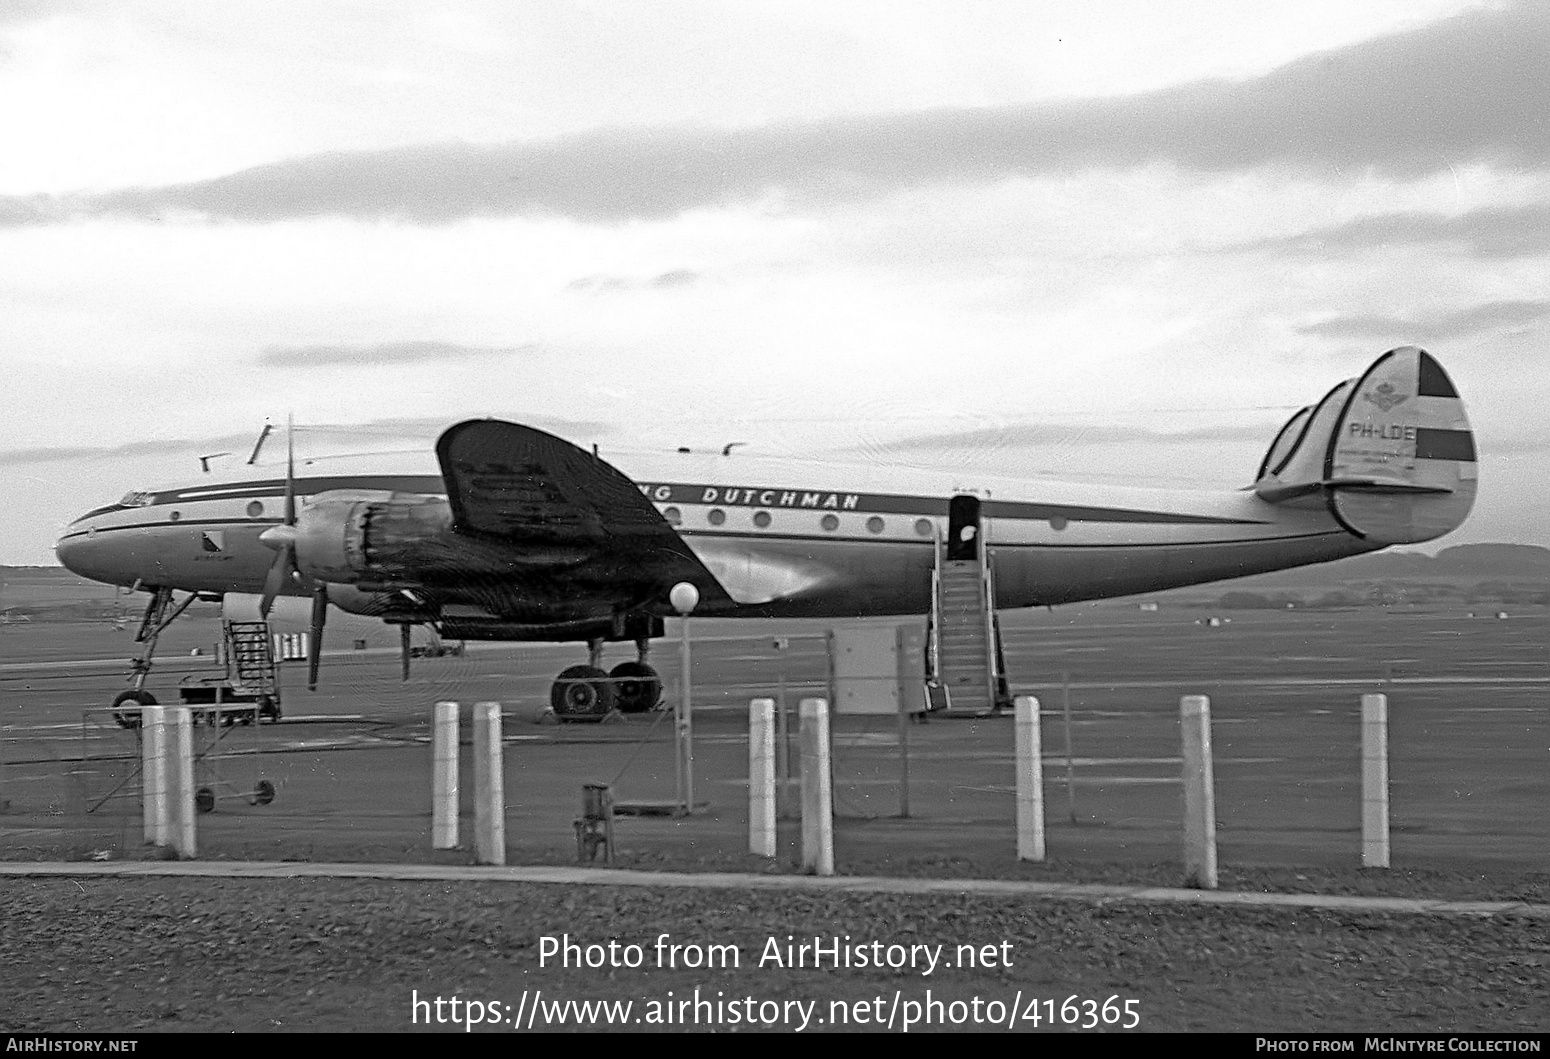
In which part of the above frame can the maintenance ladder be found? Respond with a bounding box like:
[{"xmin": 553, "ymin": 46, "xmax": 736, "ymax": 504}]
[{"xmin": 224, "ymin": 621, "xmax": 279, "ymax": 704}]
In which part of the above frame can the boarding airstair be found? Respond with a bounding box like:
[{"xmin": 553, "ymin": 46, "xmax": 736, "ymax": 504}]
[{"xmin": 927, "ymin": 495, "xmax": 1012, "ymax": 715}]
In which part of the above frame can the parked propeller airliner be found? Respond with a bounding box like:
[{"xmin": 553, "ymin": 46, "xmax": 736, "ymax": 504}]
[{"xmin": 55, "ymin": 346, "xmax": 1476, "ymax": 720}]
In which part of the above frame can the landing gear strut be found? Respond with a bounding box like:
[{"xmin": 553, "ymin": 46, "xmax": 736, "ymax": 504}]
[
  {"xmin": 549, "ymin": 636, "xmax": 661, "ymax": 719},
  {"xmin": 111, "ymin": 587, "xmax": 196, "ymax": 728}
]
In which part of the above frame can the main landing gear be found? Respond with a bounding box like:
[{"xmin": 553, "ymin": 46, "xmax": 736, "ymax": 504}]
[{"xmin": 550, "ymin": 637, "xmax": 662, "ymax": 720}]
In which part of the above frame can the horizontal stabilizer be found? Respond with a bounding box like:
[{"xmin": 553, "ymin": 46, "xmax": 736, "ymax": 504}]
[
  {"xmin": 1320, "ymin": 477, "xmax": 1454, "ymax": 495},
  {"xmin": 1255, "ymin": 477, "xmax": 1454, "ymax": 504},
  {"xmin": 1252, "ymin": 347, "xmax": 1476, "ymax": 544}
]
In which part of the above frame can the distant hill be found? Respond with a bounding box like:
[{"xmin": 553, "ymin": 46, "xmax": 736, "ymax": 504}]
[
  {"xmin": 1429, "ymin": 543, "xmax": 1550, "ymax": 575},
  {"xmin": 1, "ymin": 565, "xmax": 124, "ymax": 605},
  {"xmin": 1218, "ymin": 543, "xmax": 1550, "ymax": 589},
  {"xmin": 1139, "ymin": 542, "xmax": 1550, "ymax": 609}
]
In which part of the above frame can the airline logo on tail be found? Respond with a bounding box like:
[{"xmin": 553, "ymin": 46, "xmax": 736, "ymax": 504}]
[{"xmin": 1362, "ymin": 382, "xmax": 1409, "ymax": 412}]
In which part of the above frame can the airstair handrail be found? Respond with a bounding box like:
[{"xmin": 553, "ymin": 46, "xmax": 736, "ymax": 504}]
[{"xmin": 979, "ymin": 515, "xmax": 998, "ymax": 696}]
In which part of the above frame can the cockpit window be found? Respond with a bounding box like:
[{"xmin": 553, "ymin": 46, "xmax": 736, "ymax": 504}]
[{"xmin": 118, "ymin": 490, "xmax": 156, "ymax": 507}]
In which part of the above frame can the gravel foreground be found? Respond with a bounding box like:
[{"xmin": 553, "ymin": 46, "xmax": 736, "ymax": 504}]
[{"xmin": 2, "ymin": 874, "xmax": 1546, "ymax": 1033}]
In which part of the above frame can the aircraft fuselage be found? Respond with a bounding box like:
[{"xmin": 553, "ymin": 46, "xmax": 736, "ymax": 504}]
[{"xmin": 55, "ymin": 448, "xmax": 1375, "ymax": 620}]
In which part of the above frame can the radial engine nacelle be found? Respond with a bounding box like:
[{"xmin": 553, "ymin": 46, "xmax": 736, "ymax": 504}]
[{"xmin": 290, "ymin": 491, "xmax": 454, "ymax": 585}]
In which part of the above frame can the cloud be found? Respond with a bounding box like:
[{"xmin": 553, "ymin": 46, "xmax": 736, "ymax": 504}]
[
  {"xmin": 5, "ymin": 4, "xmax": 1548, "ymax": 225},
  {"xmin": 0, "ymin": 0, "xmax": 80, "ymax": 27},
  {"xmin": 0, "ymin": 196, "xmax": 59, "ymax": 225},
  {"xmin": 1298, "ymin": 300, "xmax": 1550, "ymax": 341},
  {"xmin": 0, "ymin": 432, "xmax": 261, "ymax": 467},
  {"xmin": 567, "ymin": 269, "xmax": 701, "ymax": 292},
  {"xmin": 859, "ymin": 420, "xmax": 1277, "ymax": 455},
  {"xmin": 0, "ymin": 411, "xmax": 615, "ymax": 466},
  {"xmin": 255, "ymin": 340, "xmax": 536, "ymax": 367},
  {"xmin": 1490, "ymin": 428, "xmax": 1550, "ymax": 455},
  {"xmin": 1255, "ymin": 200, "xmax": 1550, "ymax": 258}
]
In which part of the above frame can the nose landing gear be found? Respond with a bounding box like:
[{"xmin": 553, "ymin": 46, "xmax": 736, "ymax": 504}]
[
  {"xmin": 108, "ymin": 589, "xmax": 285, "ymax": 728},
  {"xmin": 110, "ymin": 689, "xmax": 157, "ymax": 729},
  {"xmin": 110, "ymin": 587, "xmax": 193, "ymax": 728}
]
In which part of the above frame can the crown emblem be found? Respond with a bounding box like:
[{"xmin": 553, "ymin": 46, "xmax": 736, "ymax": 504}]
[{"xmin": 1363, "ymin": 382, "xmax": 1408, "ymax": 412}]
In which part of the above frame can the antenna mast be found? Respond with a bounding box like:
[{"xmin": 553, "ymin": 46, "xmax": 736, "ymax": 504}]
[{"xmin": 246, "ymin": 423, "xmax": 275, "ymax": 465}]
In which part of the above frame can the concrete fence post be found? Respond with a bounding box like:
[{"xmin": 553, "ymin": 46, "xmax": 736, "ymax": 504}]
[
  {"xmin": 472, "ymin": 701, "xmax": 506, "ymax": 865},
  {"xmin": 1015, "ymin": 695, "xmax": 1045, "ymax": 861},
  {"xmin": 170, "ymin": 706, "xmax": 196, "ymax": 858},
  {"xmin": 1180, "ymin": 695, "xmax": 1218, "ymax": 889},
  {"xmin": 432, "ymin": 700, "xmax": 460, "ymax": 850},
  {"xmin": 141, "ymin": 705, "xmax": 168, "ymax": 847},
  {"xmin": 799, "ymin": 697, "xmax": 834, "ymax": 876},
  {"xmin": 749, "ymin": 698, "xmax": 777, "ymax": 857},
  {"xmin": 1361, "ymin": 693, "xmax": 1390, "ymax": 869}
]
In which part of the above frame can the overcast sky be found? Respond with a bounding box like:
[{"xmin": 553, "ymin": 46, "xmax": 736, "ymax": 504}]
[{"xmin": 3, "ymin": 0, "xmax": 1546, "ymax": 565}]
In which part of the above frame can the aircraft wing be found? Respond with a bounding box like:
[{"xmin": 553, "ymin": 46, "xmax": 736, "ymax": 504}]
[{"xmin": 434, "ymin": 419, "xmax": 731, "ymax": 605}]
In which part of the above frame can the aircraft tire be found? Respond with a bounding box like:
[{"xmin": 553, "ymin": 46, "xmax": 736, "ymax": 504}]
[
  {"xmin": 609, "ymin": 662, "xmax": 661, "ymax": 713},
  {"xmin": 551, "ymin": 665, "xmax": 614, "ymax": 719},
  {"xmin": 110, "ymin": 689, "xmax": 156, "ymax": 729}
]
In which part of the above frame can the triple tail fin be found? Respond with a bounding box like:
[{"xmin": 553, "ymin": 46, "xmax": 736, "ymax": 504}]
[{"xmin": 1253, "ymin": 347, "xmax": 1477, "ymax": 545}]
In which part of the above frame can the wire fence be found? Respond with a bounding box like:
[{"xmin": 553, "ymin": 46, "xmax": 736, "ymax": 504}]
[{"xmin": 3, "ymin": 614, "xmax": 1545, "ymax": 873}]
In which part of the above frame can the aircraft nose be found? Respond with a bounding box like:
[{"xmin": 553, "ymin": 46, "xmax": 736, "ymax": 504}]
[
  {"xmin": 55, "ymin": 524, "xmax": 90, "ymax": 575},
  {"xmin": 55, "ymin": 518, "xmax": 118, "ymax": 585}
]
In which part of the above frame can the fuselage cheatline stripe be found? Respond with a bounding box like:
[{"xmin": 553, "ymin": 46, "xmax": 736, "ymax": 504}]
[{"xmin": 88, "ymin": 475, "xmax": 1268, "ymax": 528}]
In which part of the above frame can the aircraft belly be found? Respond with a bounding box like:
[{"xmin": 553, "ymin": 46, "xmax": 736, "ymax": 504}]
[
  {"xmin": 698, "ymin": 538, "xmax": 934, "ymax": 618},
  {"xmin": 991, "ymin": 533, "xmax": 1377, "ymax": 607}
]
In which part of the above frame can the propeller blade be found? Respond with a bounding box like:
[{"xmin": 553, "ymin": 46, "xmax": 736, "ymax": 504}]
[
  {"xmin": 283, "ymin": 414, "xmax": 296, "ymax": 526},
  {"xmin": 400, "ymin": 623, "xmax": 412, "ymax": 682},
  {"xmin": 307, "ymin": 585, "xmax": 327, "ymax": 690},
  {"xmin": 260, "ymin": 417, "xmax": 301, "ymax": 620},
  {"xmin": 259, "ymin": 544, "xmax": 292, "ymax": 618}
]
